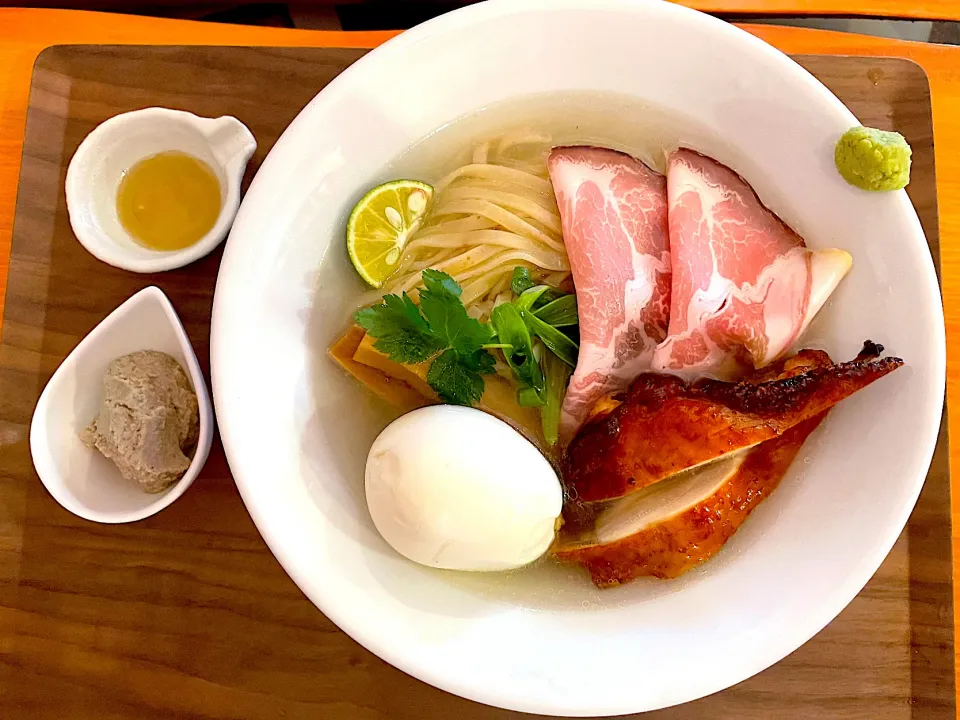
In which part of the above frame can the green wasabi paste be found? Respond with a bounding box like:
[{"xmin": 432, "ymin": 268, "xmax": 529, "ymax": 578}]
[{"xmin": 834, "ymin": 126, "xmax": 912, "ymax": 192}]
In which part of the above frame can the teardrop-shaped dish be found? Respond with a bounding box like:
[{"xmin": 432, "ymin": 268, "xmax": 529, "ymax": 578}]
[{"xmin": 30, "ymin": 286, "xmax": 213, "ymax": 522}]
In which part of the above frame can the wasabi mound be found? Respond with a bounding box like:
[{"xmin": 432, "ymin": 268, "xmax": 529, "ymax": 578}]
[{"xmin": 835, "ymin": 126, "xmax": 912, "ymax": 192}]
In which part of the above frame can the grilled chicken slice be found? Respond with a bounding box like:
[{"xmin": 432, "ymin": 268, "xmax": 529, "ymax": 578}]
[
  {"xmin": 554, "ymin": 414, "xmax": 824, "ymax": 585},
  {"xmin": 564, "ymin": 341, "xmax": 902, "ymax": 503}
]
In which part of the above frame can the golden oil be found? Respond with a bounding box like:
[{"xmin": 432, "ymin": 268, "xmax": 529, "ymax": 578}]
[{"xmin": 117, "ymin": 151, "xmax": 222, "ymax": 251}]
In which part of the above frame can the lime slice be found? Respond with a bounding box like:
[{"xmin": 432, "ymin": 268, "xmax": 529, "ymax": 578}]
[{"xmin": 347, "ymin": 180, "xmax": 434, "ymax": 288}]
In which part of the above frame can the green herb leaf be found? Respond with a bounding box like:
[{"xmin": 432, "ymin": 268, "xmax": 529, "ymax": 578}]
[
  {"xmin": 511, "ymin": 266, "xmax": 536, "ymax": 296},
  {"xmin": 515, "ymin": 284, "xmax": 566, "ymax": 313},
  {"xmin": 426, "ymin": 348, "xmax": 486, "ymax": 406},
  {"xmin": 355, "ymin": 293, "xmax": 443, "ymax": 364},
  {"xmin": 355, "ymin": 270, "xmax": 495, "ymax": 406},
  {"xmin": 541, "ymin": 351, "xmax": 572, "ymax": 446},
  {"xmin": 514, "ymin": 285, "xmax": 552, "ymax": 313},
  {"xmin": 534, "ymin": 295, "xmax": 578, "ymax": 327},
  {"xmin": 458, "ymin": 346, "xmax": 497, "ymax": 375},
  {"xmin": 420, "ymin": 269, "xmax": 495, "ymax": 354},
  {"xmin": 523, "ymin": 310, "xmax": 579, "ymax": 367},
  {"xmin": 518, "ymin": 386, "xmax": 546, "ymax": 408},
  {"xmin": 421, "ymin": 268, "xmax": 463, "ymax": 299},
  {"xmin": 491, "ymin": 303, "xmax": 545, "ymax": 405}
]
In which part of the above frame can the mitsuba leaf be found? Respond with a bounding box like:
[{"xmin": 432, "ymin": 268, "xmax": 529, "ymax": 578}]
[
  {"xmin": 420, "ymin": 269, "xmax": 494, "ymax": 354},
  {"xmin": 426, "ymin": 348, "xmax": 486, "ymax": 406},
  {"xmin": 355, "ymin": 292, "xmax": 443, "ymax": 364}
]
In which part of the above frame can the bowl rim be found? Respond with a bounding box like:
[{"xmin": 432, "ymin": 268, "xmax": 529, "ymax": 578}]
[{"xmin": 211, "ymin": 0, "xmax": 947, "ymax": 714}]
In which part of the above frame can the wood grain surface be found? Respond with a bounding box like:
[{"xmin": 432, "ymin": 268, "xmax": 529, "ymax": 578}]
[{"xmin": 0, "ymin": 46, "xmax": 951, "ymax": 719}]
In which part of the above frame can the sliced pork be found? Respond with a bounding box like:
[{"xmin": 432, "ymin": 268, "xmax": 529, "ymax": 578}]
[
  {"xmin": 652, "ymin": 149, "xmax": 852, "ymax": 379},
  {"xmin": 548, "ymin": 146, "xmax": 670, "ymax": 444}
]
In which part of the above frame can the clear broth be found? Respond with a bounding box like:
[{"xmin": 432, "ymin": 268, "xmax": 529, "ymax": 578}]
[{"xmin": 326, "ymin": 90, "xmax": 788, "ymax": 610}]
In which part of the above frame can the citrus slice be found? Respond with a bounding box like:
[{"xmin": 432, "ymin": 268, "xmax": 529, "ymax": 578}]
[{"xmin": 346, "ymin": 180, "xmax": 434, "ymax": 288}]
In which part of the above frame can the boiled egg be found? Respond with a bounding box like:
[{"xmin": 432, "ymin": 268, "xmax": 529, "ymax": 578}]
[{"xmin": 365, "ymin": 405, "xmax": 563, "ymax": 571}]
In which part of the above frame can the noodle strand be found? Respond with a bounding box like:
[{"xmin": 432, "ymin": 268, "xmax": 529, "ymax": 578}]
[{"xmin": 371, "ymin": 135, "xmax": 571, "ymax": 320}]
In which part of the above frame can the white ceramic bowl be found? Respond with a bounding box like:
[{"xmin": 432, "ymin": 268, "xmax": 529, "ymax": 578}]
[
  {"xmin": 211, "ymin": 0, "xmax": 945, "ymax": 714},
  {"xmin": 31, "ymin": 287, "xmax": 214, "ymax": 522},
  {"xmin": 66, "ymin": 108, "xmax": 256, "ymax": 273}
]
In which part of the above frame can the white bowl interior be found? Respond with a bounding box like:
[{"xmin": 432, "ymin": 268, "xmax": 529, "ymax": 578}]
[
  {"xmin": 31, "ymin": 287, "xmax": 214, "ymax": 523},
  {"xmin": 212, "ymin": 0, "xmax": 945, "ymax": 714}
]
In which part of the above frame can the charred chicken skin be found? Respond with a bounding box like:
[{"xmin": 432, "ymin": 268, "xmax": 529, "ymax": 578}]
[
  {"xmin": 554, "ymin": 414, "xmax": 825, "ymax": 585},
  {"xmin": 562, "ymin": 341, "xmax": 902, "ymax": 503}
]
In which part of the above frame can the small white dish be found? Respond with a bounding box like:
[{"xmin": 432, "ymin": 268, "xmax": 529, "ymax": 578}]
[
  {"xmin": 30, "ymin": 286, "xmax": 213, "ymax": 523},
  {"xmin": 65, "ymin": 107, "xmax": 256, "ymax": 273}
]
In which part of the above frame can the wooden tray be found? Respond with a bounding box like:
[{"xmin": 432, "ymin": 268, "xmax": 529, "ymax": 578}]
[{"xmin": 0, "ymin": 47, "xmax": 951, "ymax": 719}]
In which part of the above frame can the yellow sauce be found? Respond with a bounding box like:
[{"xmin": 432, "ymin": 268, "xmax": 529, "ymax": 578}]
[{"xmin": 117, "ymin": 151, "xmax": 222, "ymax": 251}]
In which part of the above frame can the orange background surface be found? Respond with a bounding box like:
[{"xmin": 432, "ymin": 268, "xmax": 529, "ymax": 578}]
[
  {"xmin": 0, "ymin": 4, "xmax": 958, "ymax": 703},
  {"xmin": 677, "ymin": 0, "xmax": 960, "ymax": 19}
]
